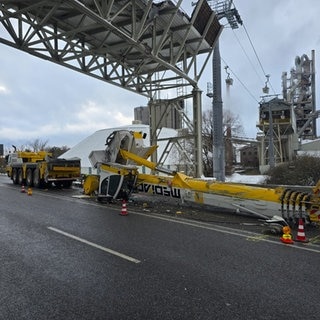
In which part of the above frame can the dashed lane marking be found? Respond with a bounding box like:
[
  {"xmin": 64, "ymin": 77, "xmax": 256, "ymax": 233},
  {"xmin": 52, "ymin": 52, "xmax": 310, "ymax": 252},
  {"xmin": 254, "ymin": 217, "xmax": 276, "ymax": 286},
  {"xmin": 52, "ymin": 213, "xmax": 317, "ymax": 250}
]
[{"xmin": 48, "ymin": 226, "xmax": 141, "ymax": 264}]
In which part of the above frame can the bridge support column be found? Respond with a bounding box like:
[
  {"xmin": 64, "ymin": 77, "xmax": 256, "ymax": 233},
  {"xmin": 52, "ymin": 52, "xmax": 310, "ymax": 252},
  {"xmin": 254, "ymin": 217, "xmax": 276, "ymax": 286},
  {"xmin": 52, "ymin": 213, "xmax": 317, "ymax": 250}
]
[
  {"xmin": 149, "ymin": 99, "xmax": 157, "ymax": 173},
  {"xmin": 193, "ymin": 87, "xmax": 203, "ymax": 178}
]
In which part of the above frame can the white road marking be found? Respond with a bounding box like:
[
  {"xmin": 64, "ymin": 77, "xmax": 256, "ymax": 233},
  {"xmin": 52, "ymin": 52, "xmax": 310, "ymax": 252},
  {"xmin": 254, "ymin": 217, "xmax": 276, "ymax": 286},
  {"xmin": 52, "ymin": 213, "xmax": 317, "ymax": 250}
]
[
  {"xmin": 9, "ymin": 181, "xmax": 317, "ymax": 255},
  {"xmin": 47, "ymin": 226, "xmax": 141, "ymax": 264}
]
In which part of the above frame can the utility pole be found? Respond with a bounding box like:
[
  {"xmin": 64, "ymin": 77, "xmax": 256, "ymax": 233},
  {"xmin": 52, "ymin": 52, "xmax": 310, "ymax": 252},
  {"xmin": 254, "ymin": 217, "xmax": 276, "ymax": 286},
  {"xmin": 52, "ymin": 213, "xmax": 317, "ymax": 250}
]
[
  {"xmin": 267, "ymin": 102, "xmax": 275, "ymax": 168},
  {"xmin": 208, "ymin": 0, "xmax": 242, "ymax": 181},
  {"xmin": 212, "ymin": 40, "xmax": 225, "ymax": 181}
]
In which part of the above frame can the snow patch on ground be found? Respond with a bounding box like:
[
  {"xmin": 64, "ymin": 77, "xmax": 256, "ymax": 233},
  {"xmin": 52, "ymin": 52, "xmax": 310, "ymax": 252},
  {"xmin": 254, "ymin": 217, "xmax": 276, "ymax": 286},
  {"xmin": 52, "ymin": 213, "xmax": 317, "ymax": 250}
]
[{"xmin": 226, "ymin": 173, "xmax": 266, "ymax": 184}]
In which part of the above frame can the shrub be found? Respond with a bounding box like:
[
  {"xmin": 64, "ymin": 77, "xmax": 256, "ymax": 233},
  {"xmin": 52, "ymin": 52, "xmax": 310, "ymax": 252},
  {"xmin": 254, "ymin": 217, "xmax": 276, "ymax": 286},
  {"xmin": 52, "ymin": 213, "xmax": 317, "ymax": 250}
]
[{"xmin": 265, "ymin": 155, "xmax": 320, "ymax": 186}]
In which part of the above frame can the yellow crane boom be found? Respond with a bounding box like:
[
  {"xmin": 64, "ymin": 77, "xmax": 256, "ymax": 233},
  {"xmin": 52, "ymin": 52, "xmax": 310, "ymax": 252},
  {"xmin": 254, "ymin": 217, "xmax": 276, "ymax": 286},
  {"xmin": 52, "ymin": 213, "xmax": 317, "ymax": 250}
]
[{"xmin": 85, "ymin": 130, "xmax": 320, "ymax": 223}]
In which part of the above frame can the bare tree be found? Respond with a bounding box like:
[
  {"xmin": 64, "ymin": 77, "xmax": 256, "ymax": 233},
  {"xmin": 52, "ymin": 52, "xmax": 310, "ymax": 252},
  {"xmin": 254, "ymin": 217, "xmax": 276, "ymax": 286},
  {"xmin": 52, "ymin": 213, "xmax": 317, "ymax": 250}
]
[
  {"xmin": 201, "ymin": 109, "xmax": 244, "ymax": 176},
  {"xmin": 166, "ymin": 109, "xmax": 244, "ymax": 177},
  {"xmin": 27, "ymin": 138, "xmax": 49, "ymax": 152},
  {"xmin": 203, "ymin": 109, "xmax": 245, "ymax": 138},
  {"xmin": 47, "ymin": 146, "xmax": 70, "ymax": 158}
]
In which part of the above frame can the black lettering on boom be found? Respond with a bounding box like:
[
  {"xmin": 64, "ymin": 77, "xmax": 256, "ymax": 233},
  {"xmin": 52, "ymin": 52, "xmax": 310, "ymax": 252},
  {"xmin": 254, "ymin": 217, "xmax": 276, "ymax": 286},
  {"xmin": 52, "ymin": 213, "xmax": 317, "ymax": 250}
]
[{"xmin": 139, "ymin": 183, "xmax": 181, "ymax": 199}]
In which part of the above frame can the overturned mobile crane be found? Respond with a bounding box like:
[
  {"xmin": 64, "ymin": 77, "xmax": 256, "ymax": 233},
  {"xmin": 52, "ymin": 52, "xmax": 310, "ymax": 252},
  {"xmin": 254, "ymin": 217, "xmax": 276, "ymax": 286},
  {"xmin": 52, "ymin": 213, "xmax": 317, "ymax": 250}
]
[{"xmin": 84, "ymin": 130, "xmax": 320, "ymax": 223}]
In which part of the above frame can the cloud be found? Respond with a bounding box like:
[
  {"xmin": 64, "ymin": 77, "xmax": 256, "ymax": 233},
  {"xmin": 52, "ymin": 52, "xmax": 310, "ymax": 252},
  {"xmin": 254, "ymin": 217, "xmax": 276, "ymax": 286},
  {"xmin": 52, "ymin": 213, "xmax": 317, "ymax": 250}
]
[
  {"xmin": 0, "ymin": 46, "xmax": 147, "ymax": 148},
  {"xmin": 0, "ymin": 85, "xmax": 9, "ymax": 94},
  {"xmin": 65, "ymin": 100, "xmax": 134, "ymax": 133}
]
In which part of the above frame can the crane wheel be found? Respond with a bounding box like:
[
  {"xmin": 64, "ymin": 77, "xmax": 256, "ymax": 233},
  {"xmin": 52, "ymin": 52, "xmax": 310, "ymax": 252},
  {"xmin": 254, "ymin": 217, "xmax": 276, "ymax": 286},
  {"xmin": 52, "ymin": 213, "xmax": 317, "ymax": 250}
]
[
  {"xmin": 17, "ymin": 169, "xmax": 24, "ymax": 185},
  {"xmin": 26, "ymin": 168, "xmax": 33, "ymax": 187},
  {"xmin": 12, "ymin": 168, "xmax": 19, "ymax": 184},
  {"xmin": 33, "ymin": 169, "xmax": 43, "ymax": 188}
]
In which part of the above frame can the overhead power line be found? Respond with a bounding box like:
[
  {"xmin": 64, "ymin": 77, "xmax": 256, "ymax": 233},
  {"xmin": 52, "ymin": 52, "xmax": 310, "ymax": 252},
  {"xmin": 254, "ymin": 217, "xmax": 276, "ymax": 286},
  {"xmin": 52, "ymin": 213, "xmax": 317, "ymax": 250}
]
[
  {"xmin": 221, "ymin": 57, "xmax": 259, "ymax": 103},
  {"xmin": 232, "ymin": 29, "xmax": 265, "ymax": 84},
  {"xmin": 241, "ymin": 23, "xmax": 276, "ymax": 94}
]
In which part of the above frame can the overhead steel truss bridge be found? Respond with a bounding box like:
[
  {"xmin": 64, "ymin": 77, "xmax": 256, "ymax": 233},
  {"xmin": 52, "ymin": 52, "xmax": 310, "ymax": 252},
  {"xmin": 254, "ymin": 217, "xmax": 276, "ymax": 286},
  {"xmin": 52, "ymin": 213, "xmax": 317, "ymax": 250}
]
[{"xmin": 0, "ymin": 0, "xmax": 222, "ymax": 176}]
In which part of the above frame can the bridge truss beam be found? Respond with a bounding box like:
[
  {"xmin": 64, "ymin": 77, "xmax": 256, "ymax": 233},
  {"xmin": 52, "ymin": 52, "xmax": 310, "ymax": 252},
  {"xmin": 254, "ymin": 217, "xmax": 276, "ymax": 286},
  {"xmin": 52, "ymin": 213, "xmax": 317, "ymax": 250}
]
[{"xmin": 0, "ymin": 0, "xmax": 221, "ymax": 98}]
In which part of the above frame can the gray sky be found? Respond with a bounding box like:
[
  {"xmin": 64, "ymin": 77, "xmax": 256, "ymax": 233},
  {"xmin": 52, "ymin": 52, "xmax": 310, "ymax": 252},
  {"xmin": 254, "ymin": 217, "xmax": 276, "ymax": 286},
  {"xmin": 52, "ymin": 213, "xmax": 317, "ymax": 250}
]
[{"xmin": 0, "ymin": 0, "xmax": 319, "ymax": 151}]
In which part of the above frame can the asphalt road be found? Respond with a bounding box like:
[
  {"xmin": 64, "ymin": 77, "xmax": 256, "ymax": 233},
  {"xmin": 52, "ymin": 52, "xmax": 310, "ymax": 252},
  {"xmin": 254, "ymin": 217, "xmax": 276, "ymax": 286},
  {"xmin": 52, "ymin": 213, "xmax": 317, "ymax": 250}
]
[{"xmin": 1, "ymin": 175, "xmax": 320, "ymax": 320}]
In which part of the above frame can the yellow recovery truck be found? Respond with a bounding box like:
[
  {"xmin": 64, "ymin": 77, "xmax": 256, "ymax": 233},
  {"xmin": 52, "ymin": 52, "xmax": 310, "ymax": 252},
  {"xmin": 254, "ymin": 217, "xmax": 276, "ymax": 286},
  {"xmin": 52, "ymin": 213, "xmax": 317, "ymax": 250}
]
[
  {"xmin": 83, "ymin": 130, "xmax": 320, "ymax": 224},
  {"xmin": 6, "ymin": 149, "xmax": 81, "ymax": 188}
]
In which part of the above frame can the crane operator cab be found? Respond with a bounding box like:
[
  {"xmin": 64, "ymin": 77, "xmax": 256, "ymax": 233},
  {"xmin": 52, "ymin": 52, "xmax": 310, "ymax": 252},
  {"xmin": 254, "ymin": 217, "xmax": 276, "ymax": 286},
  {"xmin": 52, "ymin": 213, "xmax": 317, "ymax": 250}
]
[{"xmin": 87, "ymin": 130, "xmax": 151, "ymax": 202}]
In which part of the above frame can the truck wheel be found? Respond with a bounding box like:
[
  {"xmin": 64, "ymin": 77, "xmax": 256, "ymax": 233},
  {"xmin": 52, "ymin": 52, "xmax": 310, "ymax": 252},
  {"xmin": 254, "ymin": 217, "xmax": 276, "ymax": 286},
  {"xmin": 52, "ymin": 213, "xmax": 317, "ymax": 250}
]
[
  {"xmin": 63, "ymin": 181, "xmax": 72, "ymax": 188},
  {"xmin": 12, "ymin": 168, "xmax": 19, "ymax": 184},
  {"xmin": 33, "ymin": 169, "xmax": 42, "ymax": 188},
  {"xmin": 54, "ymin": 181, "xmax": 62, "ymax": 188},
  {"xmin": 18, "ymin": 169, "xmax": 24, "ymax": 185},
  {"xmin": 26, "ymin": 168, "xmax": 33, "ymax": 186}
]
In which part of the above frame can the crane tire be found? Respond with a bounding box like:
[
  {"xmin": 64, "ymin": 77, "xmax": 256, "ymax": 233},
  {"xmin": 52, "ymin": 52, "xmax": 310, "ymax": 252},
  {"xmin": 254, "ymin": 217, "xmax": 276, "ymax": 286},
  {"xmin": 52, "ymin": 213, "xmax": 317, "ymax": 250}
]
[
  {"xmin": 33, "ymin": 169, "xmax": 43, "ymax": 188},
  {"xmin": 17, "ymin": 169, "xmax": 24, "ymax": 185},
  {"xmin": 12, "ymin": 168, "xmax": 19, "ymax": 184},
  {"xmin": 26, "ymin": 168, "xmax": 33, "ymax": 186}
]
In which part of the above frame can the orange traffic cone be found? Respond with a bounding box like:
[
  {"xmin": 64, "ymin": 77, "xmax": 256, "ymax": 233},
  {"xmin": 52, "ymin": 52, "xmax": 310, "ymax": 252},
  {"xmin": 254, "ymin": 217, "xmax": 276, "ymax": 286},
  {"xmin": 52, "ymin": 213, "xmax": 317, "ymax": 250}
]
[
  {"xmin": 120, "ymin": 200, "xmax": 128, "ymax": 216},
  {"xmin": 280, "ymin": 226, "xmax": 294, "ymax": 244},
  {"xmin": 295, "ymin": 218, "xmax": 308, "ymax": 243},
  {"xmin": 27, "ymin": 187, "xmax": 33, "ymax": 196},
  {"xmin": 21, "ymin": 185, "xmax": 26, "ymax": 193}
]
